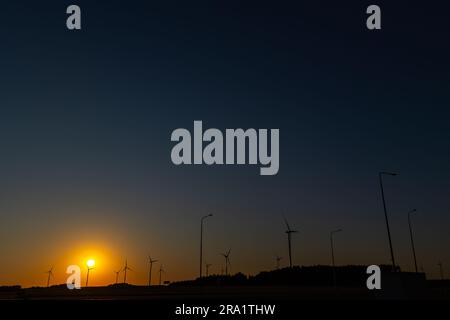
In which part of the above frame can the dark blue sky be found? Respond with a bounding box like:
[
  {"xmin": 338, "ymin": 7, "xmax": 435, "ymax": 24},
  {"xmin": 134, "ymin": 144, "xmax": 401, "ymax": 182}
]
[{"xmin": 0, "ymin": 1, "xmax": 449, "ymax": 285}]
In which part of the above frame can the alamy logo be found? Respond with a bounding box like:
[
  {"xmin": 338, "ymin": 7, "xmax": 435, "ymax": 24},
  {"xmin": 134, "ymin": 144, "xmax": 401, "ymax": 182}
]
[
  {"xmin": 366, "ymin": 265, "xmax": 381, "ymax": 290},
  {"xmin": 171, "ymin": 121, "xmax": 279, "ymax": 175},
  {"xmin": 66, "ymin": 265, "xmax": 81, "ymax": 289},
  {"xmin": 66, "ymin": 5, "xmax": 81, "ymax": 30},
  {"xmin": 366, "ymin": 5, "xmax": 381, "ymax": 30}
]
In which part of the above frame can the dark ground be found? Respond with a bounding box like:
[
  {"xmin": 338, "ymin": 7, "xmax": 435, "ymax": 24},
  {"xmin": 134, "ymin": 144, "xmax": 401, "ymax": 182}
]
[
  {"xmin": 2, "ymin": 267, "xmax": 449, "ymax": 300},
  {"xmin": 1, "ymin": 283, "xmax": 449, "ymax": 300}
]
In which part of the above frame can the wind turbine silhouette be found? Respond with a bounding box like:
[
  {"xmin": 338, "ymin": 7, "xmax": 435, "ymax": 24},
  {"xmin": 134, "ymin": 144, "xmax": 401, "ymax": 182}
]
[
  {"xmin": 148, "ymin": 255, "xmax": 158, "ymax": 286},
  {"xmin": 86, "ymin": 263, "xmax": 95, "ymax": 287},
  {"xmin": 220, "ymin": 249, "xmax": 231, "ymax": 276},
  {"xmin": 45, "ymin": 267, "xmax": 54, "ymax": 287},
  {"xmin": 123, "ymin": 259, "xmax": 132, "ymax": 284},
  {"xmin": 438, "ymin": 261, "xmax": 444, "ymax": 280},
  {"xmin": 205, "ymin": 263, "xmax": 212, "ymax": 276},
  {"xmin": 114, "ymin": 268, "xmax": 121, "ymax": 284},
  {"xmin": 275, "ymin": 255, "xmax": 282, "ymax": 269},
  {"xmin": 284, "ymin": 217, "xmax": 298, "ymax": 268},
  {"xmin": 158, "ymin": 264, "xmax": 165, "ymax": 285}
]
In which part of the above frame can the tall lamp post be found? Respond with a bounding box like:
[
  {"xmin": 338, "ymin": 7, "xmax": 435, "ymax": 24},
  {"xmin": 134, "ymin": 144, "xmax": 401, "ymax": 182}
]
[
  {"xmin": 379, "ymin": 171, "xmax": 398, "ymax": 271},
  {"xmin": 330, "ymin": 229, "xmax": 342, "ymax": 287},
  {"xmin": 200, "ymin": 214, "xmax": 213, "ymax": 278},
  {"xmin": 407, "ymin": 209, "xmax": 418, "ymax": 273}
]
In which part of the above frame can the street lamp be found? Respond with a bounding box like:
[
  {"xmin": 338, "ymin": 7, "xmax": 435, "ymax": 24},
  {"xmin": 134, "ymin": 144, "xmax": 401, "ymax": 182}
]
[
  {"xmin": 379, "ymin": 171, "xmax": 398, "ymax": 271},
  {"xmin": 407, "ymin": 209, "xmax": 418, "ymax": 273},
  {"xmin": 200, "ymin": 214, "xmax": 213, "ymax": 278},
  {"xmin": 330, "ymin": 229, "xmax": 342, "ymax": 287}
]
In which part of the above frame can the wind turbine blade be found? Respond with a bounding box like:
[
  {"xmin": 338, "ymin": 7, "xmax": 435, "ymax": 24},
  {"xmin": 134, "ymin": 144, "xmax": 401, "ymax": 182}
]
[{"xmin": 283, "ymin": 217, "xmax": 291, "ymax": 231}]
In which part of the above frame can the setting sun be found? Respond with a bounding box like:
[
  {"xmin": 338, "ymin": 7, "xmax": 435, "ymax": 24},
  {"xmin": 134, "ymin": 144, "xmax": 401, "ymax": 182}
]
[{"xmin": 87, "ymin": 259, "xmax": 96, "ymax": 268}]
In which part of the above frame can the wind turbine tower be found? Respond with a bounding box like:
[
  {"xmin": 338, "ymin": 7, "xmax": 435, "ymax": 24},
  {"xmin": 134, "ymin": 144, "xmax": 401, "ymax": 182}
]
[
  {"xmin": 45, "ymin": 267, "xmax": 54, "ymax": 288},
  {"xmin": 148, "ymin": 255, "xmax": 158, "ymax": 286},
  {"xmin": 159, "ymin": 264, "xmax": 165, "ymax": 285},
  {"xmin": 123, "ymin": 259, "xmax": 132, "ymax": 284},
  {"xmin": 114, "ymin": 269, "xmax": 121, "ymax": 284},
  {"xmin": 221, "ymin": 249, "xmax": 231, "ymax": 276},
  {"xmin": 206, "ymin": 263, "xmax": 212, "ymax": 276},
  {"xmin": 438, "ymin": 262, "xmax": 445, "ymax": 280},
  {"xmin": 284, "ymin": 217, "xmax": 298, "ymax": 268},
  {"xmin": 275, "ymin": 256, "xmax": 282, "ymax": 269}
]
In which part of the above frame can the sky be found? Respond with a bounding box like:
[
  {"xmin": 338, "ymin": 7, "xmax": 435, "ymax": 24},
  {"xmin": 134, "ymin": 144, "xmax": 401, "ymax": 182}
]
[{"xmin": 0, "ymin": 1, "xmax": 449, "ymax": 287}]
